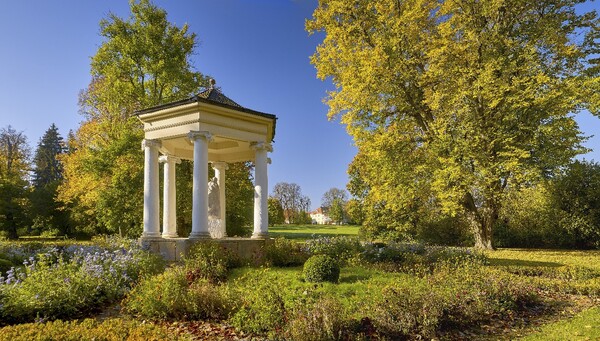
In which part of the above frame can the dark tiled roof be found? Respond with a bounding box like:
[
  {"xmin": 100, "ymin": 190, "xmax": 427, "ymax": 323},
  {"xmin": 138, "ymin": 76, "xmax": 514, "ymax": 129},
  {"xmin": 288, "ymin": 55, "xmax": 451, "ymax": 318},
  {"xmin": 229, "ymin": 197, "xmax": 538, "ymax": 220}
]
[
  {"xmin": 134, "ymin": 86, "xmax": 277, "ymax": 141},
  {"xmin": 196, "ymin": 88, "xmax": 243, "ymax": 108}
]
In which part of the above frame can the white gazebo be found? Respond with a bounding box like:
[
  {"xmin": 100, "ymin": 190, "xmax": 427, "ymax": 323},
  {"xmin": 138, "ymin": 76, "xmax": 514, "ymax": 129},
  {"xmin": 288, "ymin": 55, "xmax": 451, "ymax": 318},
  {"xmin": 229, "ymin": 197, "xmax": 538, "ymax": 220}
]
[{"xmin": 136, "ymin": 81, "xmax": 276, "ymax": 257}]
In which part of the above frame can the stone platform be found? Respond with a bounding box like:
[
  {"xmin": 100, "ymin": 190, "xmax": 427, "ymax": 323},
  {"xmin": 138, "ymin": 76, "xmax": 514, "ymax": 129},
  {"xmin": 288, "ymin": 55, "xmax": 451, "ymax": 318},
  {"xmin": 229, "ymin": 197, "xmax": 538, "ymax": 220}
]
[{"xmin": 140, "ymin": 237, "xmax": 273, "ymax": 263}]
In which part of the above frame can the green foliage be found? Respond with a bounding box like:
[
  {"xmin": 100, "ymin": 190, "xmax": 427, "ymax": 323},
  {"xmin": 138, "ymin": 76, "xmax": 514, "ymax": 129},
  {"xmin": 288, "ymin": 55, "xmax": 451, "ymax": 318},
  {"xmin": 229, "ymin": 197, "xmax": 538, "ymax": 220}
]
[
  {"xmin": 285, "ymin": 297, "xmax": 352, "ymax": 341},
  {"xmin": 308, "ymin": 0, "xmax": 600, "ymax": 249},
  {"xmin": 183, "ymin": 242, "xmax": 237, "ymax": 283},
  {"xmin": 224, "ymin": 162, "xmax": 255, "ymax": 237},
  {"xmin": 329, "ymin": 198, "xmax": 346, "ymax": 225},
  {"xmin": 344, "ymin": 198, "xmax": 364, "ymax": 225},
  {"xmin": 0, "ymin": 318, "xmax": 187, "ymax": 341},
  {"xmin": 0, "ymin": 126, "xmax": 31, "ymax": 240},
  {"xmin": 370, "ymin": 281, "xmax": 441, "ymax": 338},
  {"xmin": 496, "ymin": 160, "xmax": 600, "ymax": 249},
  {"xmin": 124, "ymin": 267, "xmax": 231, "ymax": 320},
  {"xmin": 229, "ymin": 269, "xmax": 286, "ymax": 334},
  {"xmin": 304, "ymin": 236, "xmax": 363, "ymax": 264},
  {"xmin": 30, "ymin": 124, "xmax": 70, "ymax": 236},
  {"xmin": 264, "ymin": 237, "xmax": 309, "ymax": 267},
  {"xmin": 303, "ymin": 254, "xmax": 340, "ymax": 283},
  {"xmin": 0, "ymin": 239, "xmax": 164, "ymax": 324},
  {"xmin": 31, "ymin": 123, "xmax": 64, "ymax": 188},
  {"xmin": 552, "ymin": 160, "xmax": 600, "ymax": 249},
  {"xmin": 268, "ymin": 197, "xmax": 285, "ymax": 226},
  {"xmin": 58, "ymin": 0, "xmax": 208, "ymax": 236},
  {"xmin": 272, "ymin": 182, "xmax": 311, "ymax": 224}
]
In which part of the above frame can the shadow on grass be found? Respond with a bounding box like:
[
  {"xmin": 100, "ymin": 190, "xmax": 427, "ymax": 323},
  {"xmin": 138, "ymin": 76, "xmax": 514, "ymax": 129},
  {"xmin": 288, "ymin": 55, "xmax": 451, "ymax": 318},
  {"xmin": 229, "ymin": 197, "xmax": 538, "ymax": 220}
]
[
  {"xmin": 339, "ymin": 274, "xmax": 371, "ymax": 284},
  {"xmin": 488, "ymin": 258, "xmax": 563, "ymax": 268},
  {"xmin": 269, "ymin": 232, "xmax": 355, "ymax": 240}
]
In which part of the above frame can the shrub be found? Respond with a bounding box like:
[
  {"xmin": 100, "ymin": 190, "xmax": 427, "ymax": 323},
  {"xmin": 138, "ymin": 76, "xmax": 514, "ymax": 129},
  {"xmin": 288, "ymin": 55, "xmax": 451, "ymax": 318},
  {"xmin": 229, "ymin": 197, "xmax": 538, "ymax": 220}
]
[
  {"xmin": 304, "ymin": 236, "xmax": 363, "ymax": 264},
  {"xmin": 229, "ymin": 271, "xmax": 286, "ymax": 334},
  {"xmin": 183, "ymin": 242, "xmax": 236, "ymax": 283},
  {"xmin": 285, "ymin": 297, "xmax": 352, "ymax": 341},
  {"xmin": 432, "ymin": 263, "xmax": 540, "ymax": 328},
  {"xmin": 370, "ymin": 282, "xmax": 442, "ymax": 339},
  {"xmin": 303, "ymin": 255, "xmax": 340, "ymax": 283},
  {"xmin": 264, "ymin": 238, "xmax": 309, "ymax": 267},
  {"xmin": 124, "ymin": 267, "xmax": 191, "ymax": 319},
  {"xmin": 0, "ymin": 239, "xmax": 164, "ymax": 324},
  {"xmin": 124, "ymin": 267, "xmax": 232, "ymax": 320}
]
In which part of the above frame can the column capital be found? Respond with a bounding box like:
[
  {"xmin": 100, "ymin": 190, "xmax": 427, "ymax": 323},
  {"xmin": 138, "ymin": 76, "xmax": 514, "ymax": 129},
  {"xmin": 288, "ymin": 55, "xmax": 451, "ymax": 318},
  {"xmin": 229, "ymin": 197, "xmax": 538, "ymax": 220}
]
[
  {"xmin": 188, "ymin": 130, "xmax": 213, "ymax": 143},
  {"xmin": 159, "ymin": 155, "xmax": 182, "ymax": 164},
  {"xmin": 250, "ymin": 141, "xmax": 273, "ymax": 153},
  {"xmin": 211, "ymin": 161, "xmax": 229, "ymax": 171},
  {"xmin": 141, "ymin": 139, "xmax": 161, "ymax": 151}
]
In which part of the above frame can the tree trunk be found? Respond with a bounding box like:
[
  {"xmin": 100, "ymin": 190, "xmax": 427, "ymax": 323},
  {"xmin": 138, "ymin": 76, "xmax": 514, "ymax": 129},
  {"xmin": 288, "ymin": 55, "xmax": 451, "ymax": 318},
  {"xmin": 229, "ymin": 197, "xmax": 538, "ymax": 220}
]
[
  {"xmin": 472, "ymin": 216, "xmax": 494, "ymax": 250},
  {"xmin": 6, "ymin": 211, "xmax": 18, "ymax": 240},
  {"xmin": 463, "ymin": 193, "xmax": 496, "ymax": 250}
]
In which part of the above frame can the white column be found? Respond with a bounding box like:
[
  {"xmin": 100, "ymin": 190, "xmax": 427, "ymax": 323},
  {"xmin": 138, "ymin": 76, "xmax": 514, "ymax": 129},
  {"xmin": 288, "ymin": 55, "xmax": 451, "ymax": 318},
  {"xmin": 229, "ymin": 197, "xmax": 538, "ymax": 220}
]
[
  {"xmin": 142, "ymin": 139, "xmax": 161, "ymax": 238},
  {"xmin": 189, "ymin": 131, "xmax": 212, "ymax": 239},
  {"xmin": 251, "ymin": 142, "xmax": 272, "ymax": 238},
  {"xmin": 159, "ymin": 155, "xmax": 181, "ymax": 238},
  {"xmin": 212, "ymin": 162, "xmax": 228, "ymax": 237}
]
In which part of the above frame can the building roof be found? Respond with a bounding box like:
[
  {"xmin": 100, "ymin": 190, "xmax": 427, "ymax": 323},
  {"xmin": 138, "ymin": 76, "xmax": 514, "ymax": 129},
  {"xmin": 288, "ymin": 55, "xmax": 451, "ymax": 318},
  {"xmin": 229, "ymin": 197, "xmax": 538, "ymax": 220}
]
[
  {"xmin": 133, "ymin": 81, "xmax": 277, "ymax": 141},
  {"xmin": 196, "ymin": 87, "xmax": 242, "ymax": 108}
]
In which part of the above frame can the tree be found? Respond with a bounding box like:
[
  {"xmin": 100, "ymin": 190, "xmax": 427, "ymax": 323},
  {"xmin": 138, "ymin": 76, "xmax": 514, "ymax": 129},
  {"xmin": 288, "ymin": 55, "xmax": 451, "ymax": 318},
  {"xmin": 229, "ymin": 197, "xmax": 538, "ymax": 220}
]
[
  {"xmin": 268, "ymin": 197, "xmax": 285, "ymax": 226},
  {"xmin": 329, "ymin": 198, "xmax": 345, "ymax": 224},
  {"xmin": 551, "ymin": 160, "xmax": 600, "ymax": 249},
  {"xmin": 321, "ymin": 187, "xmax": 348, "ymax": 208},
  {"xmin": 32, "ymin": 124, "xmax": 64, "ymax": 188},
  {"xmin": 308, "ymin": 0, "xmax": 600, "ymax": 249},
  {"xmin": 0, "ymin": 126, "xmax": 31, "ymax": 239},
  {"xmin": 345, "ymin": 198, "xmax": 364, "ymax": 225},
  {"xmin": 30, "ymin": 124, "xmax": 68, "ymax": 235},
  {"xmin": 58, "ymin": 0, "xmax": 210, "ymax": 236},
  {"xmin": 272, "ymin": 182, "xmax": 311, "ymax": 224},
  {"xmin": 224, "ymin": 162, "xmax": 255, "ymax": 237}
]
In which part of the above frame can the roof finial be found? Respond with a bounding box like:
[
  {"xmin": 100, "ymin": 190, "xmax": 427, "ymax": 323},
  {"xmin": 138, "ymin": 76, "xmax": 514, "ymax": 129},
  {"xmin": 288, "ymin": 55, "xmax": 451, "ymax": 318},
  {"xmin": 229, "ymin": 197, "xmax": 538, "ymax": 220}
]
[{"xmin": 209, "ymin": 78, "xmax": 216, "ymax": 90}]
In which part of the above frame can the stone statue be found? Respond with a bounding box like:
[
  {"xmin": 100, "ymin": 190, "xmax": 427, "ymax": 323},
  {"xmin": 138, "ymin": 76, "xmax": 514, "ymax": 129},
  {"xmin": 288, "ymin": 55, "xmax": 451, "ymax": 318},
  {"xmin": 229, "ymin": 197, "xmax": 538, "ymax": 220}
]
[{"xmin": 207, "ymin": 176, "xmax": 220, "ymax": 219}]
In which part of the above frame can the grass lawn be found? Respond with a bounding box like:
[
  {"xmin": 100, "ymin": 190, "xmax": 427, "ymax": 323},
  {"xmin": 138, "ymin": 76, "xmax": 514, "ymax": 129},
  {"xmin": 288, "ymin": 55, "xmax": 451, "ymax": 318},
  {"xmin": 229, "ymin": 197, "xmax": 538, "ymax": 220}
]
[
  {"xmin": 1, "ymin": 238, "xmax": 598, "ymax": 340},
  {"xmin": 521, "ymin": 305, "xmax": 600, "ymax": 340},
  {"xmin": 268, "ymin": 224, "xmax": 360, "ymax": 239}
]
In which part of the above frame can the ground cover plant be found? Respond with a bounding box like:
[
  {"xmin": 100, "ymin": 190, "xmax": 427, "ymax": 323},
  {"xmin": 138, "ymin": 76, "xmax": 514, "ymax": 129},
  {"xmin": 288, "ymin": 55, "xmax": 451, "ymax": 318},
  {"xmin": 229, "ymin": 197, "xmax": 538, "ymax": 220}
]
[
  {"xmin": 0, "ymin": 236, "xmax": 598, "ymax": 340},
  {"xmin": 0, "ymin": 236, "xmax": 164, "ymax": 324}
]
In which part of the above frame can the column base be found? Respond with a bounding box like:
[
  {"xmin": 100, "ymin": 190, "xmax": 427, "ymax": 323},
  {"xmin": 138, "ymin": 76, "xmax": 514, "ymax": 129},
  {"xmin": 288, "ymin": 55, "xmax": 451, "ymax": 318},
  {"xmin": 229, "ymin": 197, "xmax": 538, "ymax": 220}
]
[
  {"xmin": 162, "ymin": 233, "xmax": 179, "ymax": 238},
  {"xmin": 251, "ymin": 233, "xmax": 268, "ymax": 239},
  {"xmin": 189, "ymin": 232, "xmax": 211, "ymax": 239},
  {"xmin": 141, "ymin": 232, "xmax": 162, "ymax": 239}
]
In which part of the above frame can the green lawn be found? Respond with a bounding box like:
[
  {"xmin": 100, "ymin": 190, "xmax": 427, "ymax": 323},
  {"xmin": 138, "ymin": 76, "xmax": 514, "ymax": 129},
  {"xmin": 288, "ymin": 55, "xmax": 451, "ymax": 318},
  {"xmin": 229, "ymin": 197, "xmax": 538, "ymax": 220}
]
[
  {"xmin": 268, "ymin": 224, "xmax": 360, "ymax": 239},
  {"xmin": 521, "ymin": 306, "xmax": 600, "ymax": 340}
]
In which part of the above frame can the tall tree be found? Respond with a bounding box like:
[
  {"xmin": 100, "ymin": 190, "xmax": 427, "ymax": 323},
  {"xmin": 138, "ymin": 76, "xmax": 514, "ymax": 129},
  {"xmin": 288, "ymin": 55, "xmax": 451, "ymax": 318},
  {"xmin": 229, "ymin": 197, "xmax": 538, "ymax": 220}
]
[
  {"xmin": 308, "ymin": 0, "xmax": 600, "ymax": 249},
  {"xmin": 329, "ymin": 198, "xmax": 345, "ymax": 224},
  {"xmin": 30, "ymin": 124, "xmax": 68, "ymax": 234},
  {"xmin": 321, "ymin": 187, "xmax": 348, "ymax": 208},
  {"xmin": 32, "ymin": 123, "xmax": 64, "ymax": 188},
  {"xmin": 58, "ymin": 0, "xmax": 209, "ymax": 236},
  {"xmin": 268, "ymin": 196, "xmax": 285, "ymax": 226},
  {"xmin": 272, "ymin": 182, "xmax": 311, "ymax": 224},
  {"xmin": 0, "ymin": 126, "xmax": 31, "ymax": 239}
]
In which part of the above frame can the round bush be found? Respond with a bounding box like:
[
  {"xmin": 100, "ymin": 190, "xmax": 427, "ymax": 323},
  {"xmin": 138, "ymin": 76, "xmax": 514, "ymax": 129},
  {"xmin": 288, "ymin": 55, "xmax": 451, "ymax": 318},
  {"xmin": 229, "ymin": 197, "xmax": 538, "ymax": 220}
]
[{"xmin": 303, "ymin": 254, "xmax": 340, "ymax": 283}]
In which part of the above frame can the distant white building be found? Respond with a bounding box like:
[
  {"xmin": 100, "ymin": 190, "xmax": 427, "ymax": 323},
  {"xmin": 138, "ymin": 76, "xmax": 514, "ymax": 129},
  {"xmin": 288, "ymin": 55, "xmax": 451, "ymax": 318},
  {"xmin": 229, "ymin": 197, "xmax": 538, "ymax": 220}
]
[{"xmin": 310, "ymin": 207, "xmax": 332, "ymax": 225}]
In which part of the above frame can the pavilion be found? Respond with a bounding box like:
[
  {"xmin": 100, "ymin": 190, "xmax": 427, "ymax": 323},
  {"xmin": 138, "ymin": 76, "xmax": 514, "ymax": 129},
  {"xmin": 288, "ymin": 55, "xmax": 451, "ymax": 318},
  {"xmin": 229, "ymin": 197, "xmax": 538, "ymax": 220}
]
[{"xmin": 135, "ymin": 80, "xmax": 276, "ymax": 260}]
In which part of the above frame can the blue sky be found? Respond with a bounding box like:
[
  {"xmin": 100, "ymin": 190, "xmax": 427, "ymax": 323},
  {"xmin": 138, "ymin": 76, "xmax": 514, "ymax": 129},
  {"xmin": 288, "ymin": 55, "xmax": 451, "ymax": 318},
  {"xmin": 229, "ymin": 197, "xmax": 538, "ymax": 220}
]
[{"xmin": 0, "ymin": 0, "xmax": 598, "ymax": 210}]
